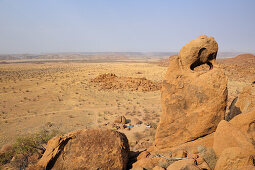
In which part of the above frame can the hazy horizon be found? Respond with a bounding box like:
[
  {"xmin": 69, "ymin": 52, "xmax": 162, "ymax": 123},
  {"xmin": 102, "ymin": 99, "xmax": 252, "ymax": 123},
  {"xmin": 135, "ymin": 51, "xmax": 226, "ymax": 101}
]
[
  {"xmin": 0, "ymin": 51, "xmax": 252, "ymax": 56},
  {"xmin": 0, "ymin": 0, "xmax": 254, "ymax": 54}
]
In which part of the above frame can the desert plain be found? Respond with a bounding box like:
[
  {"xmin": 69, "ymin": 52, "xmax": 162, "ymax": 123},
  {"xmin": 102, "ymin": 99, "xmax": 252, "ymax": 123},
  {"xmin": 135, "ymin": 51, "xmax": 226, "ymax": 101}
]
[
  {"xmin": 0, "ymin": 54, "xmax": 254, "ymax": 152},
  {"xmin": 0, "ymin": 61, "xmax": 167, "ymax": 150}
]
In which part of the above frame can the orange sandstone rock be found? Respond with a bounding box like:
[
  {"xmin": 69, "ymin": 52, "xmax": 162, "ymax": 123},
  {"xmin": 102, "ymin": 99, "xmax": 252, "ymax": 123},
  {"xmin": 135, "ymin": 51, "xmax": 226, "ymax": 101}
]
[
  {"xmin": 213, "ymin": 120, "xmax": 255, "ymax": 157},
  {"xmin": 36, "ymin": 129, "xmax": 129, "ymax": 170},
  {"xmin": 155, "ymin": 35, "xmax": 227, "ymax": 149},
  {"xmin": 215, "ymin": 147, "xmax": 255, "ymax": 170}
]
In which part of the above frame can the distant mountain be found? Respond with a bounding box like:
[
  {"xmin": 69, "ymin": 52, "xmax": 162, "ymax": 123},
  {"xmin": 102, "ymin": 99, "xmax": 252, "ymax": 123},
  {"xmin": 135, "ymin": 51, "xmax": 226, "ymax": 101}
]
[
  {"xmin": 217, "ymin": 53, "xmax": 255, "ymax": 66},
  {"xmin": 216, "ymin": 52, "xmax": 244, "ymax": 58},
  {"xmin": 0, "ymin": 52, "xmax": 251, "ymax": 61},
  {"xmin": 0, "ymin": 52, "xmax": 178, "ymax": 61}
]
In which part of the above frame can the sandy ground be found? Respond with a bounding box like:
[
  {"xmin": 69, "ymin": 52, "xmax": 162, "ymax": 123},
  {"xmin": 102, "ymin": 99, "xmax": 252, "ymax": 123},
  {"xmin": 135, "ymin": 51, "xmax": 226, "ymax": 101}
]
[
  {"xmin": 0, "ymin": 61, "xmax": 253, "ymax": 151},
  {"xmin": 0, "ymin": 62, "xmax": 166, "ymax": 150}
]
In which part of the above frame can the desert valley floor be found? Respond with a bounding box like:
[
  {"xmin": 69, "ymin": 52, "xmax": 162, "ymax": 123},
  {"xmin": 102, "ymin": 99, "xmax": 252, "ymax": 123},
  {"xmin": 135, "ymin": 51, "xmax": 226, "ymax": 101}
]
[
  {"xmin": 0, "ymin": 62, "xmax": 167, "ymax": 150},
  {"xmin": 0, "ymin": 59, "xmax": 254, "ymax": 152}
]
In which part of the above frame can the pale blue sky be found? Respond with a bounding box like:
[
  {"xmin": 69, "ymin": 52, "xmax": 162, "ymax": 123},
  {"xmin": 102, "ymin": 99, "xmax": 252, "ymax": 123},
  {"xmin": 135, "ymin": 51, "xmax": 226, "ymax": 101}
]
[{"xmin": 0, "ymin": 0, "xmax": 254, "ymax": 53}]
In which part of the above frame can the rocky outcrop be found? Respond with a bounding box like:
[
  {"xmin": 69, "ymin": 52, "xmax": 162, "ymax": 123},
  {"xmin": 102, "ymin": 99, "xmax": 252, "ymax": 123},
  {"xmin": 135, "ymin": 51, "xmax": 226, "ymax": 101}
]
[
  {"xmin": 226, "ymin": 84, "xmax": 255, "ymax": 121},
  {"xmin": 217, "ymin": 53, "xmax": 255, "ymax": 66},
  {"xmin": 155, "ymin": 35, "xmax": 228, "ymax": 149},
  {"xmin": 91, "ymin": 73, "xmax": 161, "ymax": 92},
  {"xmin": 35, "ymin": 129, "xmax": 129, "ymax": 170}
]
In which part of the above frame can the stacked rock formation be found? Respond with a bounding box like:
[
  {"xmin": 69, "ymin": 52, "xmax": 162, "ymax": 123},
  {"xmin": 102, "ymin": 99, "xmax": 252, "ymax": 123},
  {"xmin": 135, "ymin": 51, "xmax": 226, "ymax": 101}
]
[{"xmin": 155, "ymin": 35, "xmax": 228, "ymax": 149}]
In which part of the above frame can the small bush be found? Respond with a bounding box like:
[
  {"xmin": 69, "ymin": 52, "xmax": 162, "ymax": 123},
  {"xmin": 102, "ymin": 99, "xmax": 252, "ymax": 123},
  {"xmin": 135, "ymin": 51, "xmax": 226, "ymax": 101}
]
[
  {"xmin": 14, "ymin": 129, "xmax": 60, "ymax": 156},
  {"xmin": 0, "ymin": 150, "xmax": 14, "ymax": 165},
  {"xmin": 134, "ymin": 132, "xmax": 144, "ymax": 141},
  {"xmin": 197, "ymin": 145, "xmax": 217, "ymax": 170},
  {"xmin": 0, "ymin": 129, "xmax": 61, "ymax": 169}
]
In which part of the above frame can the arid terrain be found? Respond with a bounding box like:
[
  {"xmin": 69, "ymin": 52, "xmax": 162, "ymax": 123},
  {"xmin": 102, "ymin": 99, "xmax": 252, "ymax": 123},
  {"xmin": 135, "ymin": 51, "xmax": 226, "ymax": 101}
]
[
  {"xmin": 0, "ymin": 61, "xmax": 166, "ymax": 151},
  {"xmin": 0, "ymin": 51, "xmax": 255, "ymax": 169}
]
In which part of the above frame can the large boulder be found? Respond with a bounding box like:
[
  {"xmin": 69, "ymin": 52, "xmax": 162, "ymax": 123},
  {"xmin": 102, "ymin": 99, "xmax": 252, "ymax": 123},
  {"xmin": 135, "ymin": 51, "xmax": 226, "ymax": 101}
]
[
  {"xmin": 215, "ymin": 147, "xmax": 255, "ymax": 170},
  {"xmin": 36, "ymin": 129, "xmax": 129, "ymax": 170},
  {"xmin": 226, "ymin": 84, "xmax": 255, "ymax": 121},
  {"xmin": 230, "ymin": 109, "xmax": 255, "ymax": 142},
  {"xmin": 155, "ymin": 35, "xmax": 227, "ymax": 149},
  {"xmin": 166, "ymin": 159, "xmax": 199, "ymax": 170},
  {"xmin": 213, "ymin": 120, "xmax": 255, "ymax": 157}
]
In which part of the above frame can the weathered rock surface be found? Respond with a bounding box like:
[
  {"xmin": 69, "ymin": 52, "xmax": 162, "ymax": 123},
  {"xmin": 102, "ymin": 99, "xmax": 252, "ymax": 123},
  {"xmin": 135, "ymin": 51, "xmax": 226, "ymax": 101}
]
[
  {"xmin": 213, "ymin": 120, "xmax": 255, "ymax": 157},
  {"xmin": 226, "ymin": 84, "xmax": 255, "ymax": 121},
  {"xmin": 166, "ymin": 159, "xmax": 199, "ymax": 170},
  {"xmin": 155, "ymin": 35, "xmax": 228, "ymax": 149},
  {"xmin": 230, "ymin": 109, "xmax": 255, "ymax": 142},
  {"xmin": 35, "ymin": 129, "xmax": 129, "ymax": 170},
  {"xmin": 153, "ymin": 165, "xmax": 165, "ymax": 170},
  {"xmin": 215, "ymin": 147, "xmax": 255, "ymax": 170}
]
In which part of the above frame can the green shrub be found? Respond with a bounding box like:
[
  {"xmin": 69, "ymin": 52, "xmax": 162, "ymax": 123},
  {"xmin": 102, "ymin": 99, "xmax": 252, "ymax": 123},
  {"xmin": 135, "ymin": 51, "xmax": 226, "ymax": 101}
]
[
  {"xmin": 14, "ymin": 129, "xmax": 60, "ymax": 156},
  {"xmin": 0, "ymin": 129, "xmax": 61, "ymax": 169},
  {"xmin": 0, "ymin": 150, "xmax": 14, "ymax": 165}
]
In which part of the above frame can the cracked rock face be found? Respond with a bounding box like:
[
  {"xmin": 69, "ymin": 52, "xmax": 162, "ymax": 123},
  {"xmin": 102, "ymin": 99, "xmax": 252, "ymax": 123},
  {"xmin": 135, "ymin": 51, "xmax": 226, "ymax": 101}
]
[{"xmin": 154, "ymin": 35, "xmax": 228, "ymax": 149}]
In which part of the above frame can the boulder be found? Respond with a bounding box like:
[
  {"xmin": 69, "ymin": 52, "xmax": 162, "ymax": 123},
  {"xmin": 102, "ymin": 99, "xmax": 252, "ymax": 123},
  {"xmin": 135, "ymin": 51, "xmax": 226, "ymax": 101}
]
[
  {"xmin": 230, "ymin": 109, "xmax": 255, "ymax": 142},
  {"xmin": 36, "ymin": 129, "xmax": 129, "ymax": 170},
  {"xmin": 239, "ymin": 166, "xmax": 255, "ymax": 170},
  {"xmin": 153, "ymin": 165, "xmax": 165, "ymax": 170},
  {"xmin": 215, "ymin": 147, "xmax": 255, "ymax": 170},
  {"xmin": 114, "ymin": 115, "xmax": 127, "ymax": 124},
  {"xmin": 179, "ymin": 35, "xmax": 218, "ymax": 71},
  {"xmin": 213, "ymin": 120, "xmax": 255, "ymax": 157},
  {"xmin": 155, "ymin": 35, "xmax": 227, "ymax": 149},
  {"xmin": 197, "ymin": 161, "xmax": 211, "ymax": 170},
  {"xmin": 226, "ymin": 84, "xmax": 255, "ymax": 121},
  {"xmin": 166, "ymin": 159, "xmax": 199, "ymax": 170}
]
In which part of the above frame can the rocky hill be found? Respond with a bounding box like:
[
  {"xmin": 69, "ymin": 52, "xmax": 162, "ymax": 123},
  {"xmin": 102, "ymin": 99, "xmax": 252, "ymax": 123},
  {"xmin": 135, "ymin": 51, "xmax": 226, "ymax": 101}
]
[
  {"xmin": 217, "ymin": 53, "xmax": 255, "ymax": 66},
  {"xmin": 91, "ymin": 73, "xmax": 161, "ymax": 92}
]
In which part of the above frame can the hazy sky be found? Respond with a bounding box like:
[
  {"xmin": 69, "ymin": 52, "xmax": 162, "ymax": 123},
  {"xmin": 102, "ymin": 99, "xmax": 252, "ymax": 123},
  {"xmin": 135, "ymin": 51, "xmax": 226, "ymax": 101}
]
[{"xmin": 0, "ymin": 0, "xmax": 254, "ymax": 54}]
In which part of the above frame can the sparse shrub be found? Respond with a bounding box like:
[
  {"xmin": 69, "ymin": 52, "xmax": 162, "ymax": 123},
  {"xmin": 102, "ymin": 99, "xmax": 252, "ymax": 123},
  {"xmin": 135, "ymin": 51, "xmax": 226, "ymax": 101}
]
[
  {"xmin": 133, "ymin": 132, "xmax": 143, "ymax": 141},
  {"xmin": 197, "ymin": 145, "xmax": 217, "ymax": 170},
  {"xmin": 0, "ymin": 129, "xmax": 61, "ymax": 169},
  {"xmin": 14, "ymin": 129, "xmax": 60, "ymax": 155},
  {"xmin": 148, "ymin": 129, "xmax": 156, "ymax": 140},
  {"xmin": 0, "ymin": 149, "xmax": 14, "ymax": 165}
]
